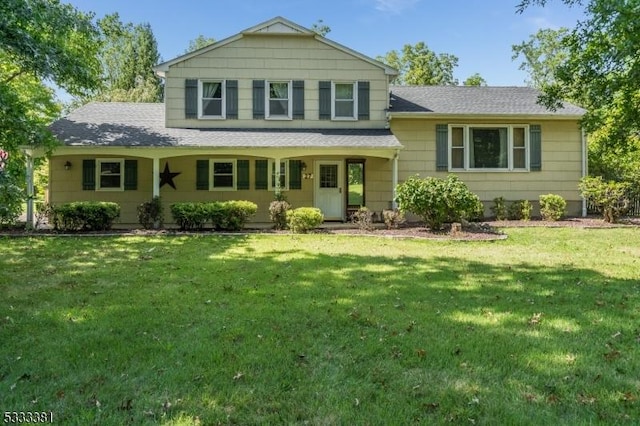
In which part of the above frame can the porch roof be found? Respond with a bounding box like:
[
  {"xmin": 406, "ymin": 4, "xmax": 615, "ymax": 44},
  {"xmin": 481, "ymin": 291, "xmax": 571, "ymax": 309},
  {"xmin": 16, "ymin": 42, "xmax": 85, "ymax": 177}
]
[{"xmin": 49, "ymin": 102, "xmax": 402, "ymax": 149}]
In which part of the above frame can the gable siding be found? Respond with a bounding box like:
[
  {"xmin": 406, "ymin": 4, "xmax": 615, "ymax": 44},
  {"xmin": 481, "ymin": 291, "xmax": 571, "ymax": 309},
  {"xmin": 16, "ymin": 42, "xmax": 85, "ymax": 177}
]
[{"xmin": 164, "ymin": 35, "xmax": 389, "ymax": 129}]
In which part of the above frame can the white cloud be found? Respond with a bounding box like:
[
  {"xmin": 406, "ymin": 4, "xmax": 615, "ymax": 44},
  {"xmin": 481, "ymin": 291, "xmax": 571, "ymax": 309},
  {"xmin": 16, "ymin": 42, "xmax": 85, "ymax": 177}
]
[{"xmin": 374, "ymin": 0, "xmax": 420, "ymax": 15}]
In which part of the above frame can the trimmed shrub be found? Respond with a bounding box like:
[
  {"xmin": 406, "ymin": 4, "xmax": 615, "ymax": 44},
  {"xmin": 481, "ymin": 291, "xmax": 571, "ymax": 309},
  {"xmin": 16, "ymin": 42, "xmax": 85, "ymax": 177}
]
[
  {"xmin": 508, "ymin": 200, "xmax": 532, "ymax": 221},
  {"xmin": 269, "ymin": 199, "xmax": 291, "ymax": 230},
  {"xmin": 351, "ymin": 206, "xmax": 374, "ymax": 231},
  {"xmin": 287, "ymin": 207, "xmax": 324, "ymax": 233},
  {"xmin": 137, "ymin": 196, "xmax": 164, "ymax": 229},
  {"xmin": 491, "ymin": 197, "xmax": 508, "ymax": 220},
  {"xmin": 214, "ymin": 200, "xmax": 257, "ymax": 231},
  {"xmin": 170, "ymin": 202, "xmax": 209, "ymax": 231},
  {"xmin": 395, "ymin": 174, "xmax": 481, "ymax": 230},
  {"xmin": 171, "ymin": 201, "xmax": 257, "ymax": 231},
  {"xmin": 382, "ymin": 209, "xmax": 405, "ymax": 229},
  {"xmin": 579, "ymin": 176, "xmax": 629, "ymax": 223},
  {"xmin": 539, "ymin": 194, "xmax": 566, "ymax": 221},
  {"xmin": 51, "ymin": 201, "xmax": 120, "ymax": 231}
]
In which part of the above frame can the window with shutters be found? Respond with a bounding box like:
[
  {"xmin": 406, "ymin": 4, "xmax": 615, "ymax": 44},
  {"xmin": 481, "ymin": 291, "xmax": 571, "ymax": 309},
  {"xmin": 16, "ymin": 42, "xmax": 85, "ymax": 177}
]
[
  {"xmin": 266, "ymin": 81, "xmax": 292, "ymax": 119},
  {"xmin": 332, "ymin": 82, "xmax": 357, "ymax": 119},
  {"xmin": 268, "ymin": 160, "xmax": 289, "ymax": 191},
  {"xmin": 449, "ymin": 125, "xmax": 529, "ymax": 171},
  {"xmin": 199, "ymin": 80, "xmax": 225, "ymax": 119},
  {"xmin": 96, "ymin": 159, "xmax": 124, "ymax": 190},
  {"xmin": 211, "ymin": 159, "xmax": 236, "ymax": 190}
]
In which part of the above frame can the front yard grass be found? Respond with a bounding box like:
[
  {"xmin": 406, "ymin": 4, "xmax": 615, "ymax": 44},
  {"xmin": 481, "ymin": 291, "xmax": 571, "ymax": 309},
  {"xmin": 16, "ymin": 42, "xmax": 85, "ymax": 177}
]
[{"xmin": 1, "ymin": 228, "xmax": 639, "ymax": 425}]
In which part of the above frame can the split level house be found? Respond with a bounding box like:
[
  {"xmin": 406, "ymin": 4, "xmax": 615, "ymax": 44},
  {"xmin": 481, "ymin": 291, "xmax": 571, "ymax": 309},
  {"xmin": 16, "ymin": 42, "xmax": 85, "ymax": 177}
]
[{"xmin": 43, "ymin": 16, "xmax": 586, "ymax": 227}]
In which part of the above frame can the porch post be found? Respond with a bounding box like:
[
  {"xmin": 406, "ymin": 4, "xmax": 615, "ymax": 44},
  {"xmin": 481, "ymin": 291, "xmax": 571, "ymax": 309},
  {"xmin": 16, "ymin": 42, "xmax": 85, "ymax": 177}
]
[
  {"xmin": 273, "ymin": 156, "xmax": 282, "ymax": 196},
  {"xmin": 391, "ymin": 151, "xmax": 399, "ymax": 209},
  {"xmin": 25, "ymin": 152, "xmax": 34, "ymax": 229},
  {"xmin": 152, "ymin": 158, "xmax": 160, "ymax": 198}
]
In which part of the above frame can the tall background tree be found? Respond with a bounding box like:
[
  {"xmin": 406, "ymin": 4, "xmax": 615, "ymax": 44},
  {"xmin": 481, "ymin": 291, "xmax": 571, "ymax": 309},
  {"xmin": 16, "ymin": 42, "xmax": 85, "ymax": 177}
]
[
  {"xmin": 511, "ymin": 27, "xmax": 570, "ymax": 89},
  {"xmin": 516, "ymin": 0, "xmax": 640, "ymax": 183},
  {"xmin": 184, "ymin": 35, "xmax": 216, "ymax": 54},
  {"xmin": 92, "ymin": 13, "xmax": 162, "ymax": 103},
  {"xmin": 463, "ymin": 73, "xmax": 488, "ymax": 86},
  {"xmin": 378, "ymin": 42, "xmax": 459, "ymax": 85}
]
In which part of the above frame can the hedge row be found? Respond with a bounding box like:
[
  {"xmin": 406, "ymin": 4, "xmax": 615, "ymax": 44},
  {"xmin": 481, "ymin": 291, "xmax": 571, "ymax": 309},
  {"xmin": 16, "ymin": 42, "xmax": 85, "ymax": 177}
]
[
  {"xmin": 170, "ymin": 201, "xmax": 257, "ymax": 231},
  {"xmin": 50, "ymin": 201, "xmax": 121, "ymax": 231}
]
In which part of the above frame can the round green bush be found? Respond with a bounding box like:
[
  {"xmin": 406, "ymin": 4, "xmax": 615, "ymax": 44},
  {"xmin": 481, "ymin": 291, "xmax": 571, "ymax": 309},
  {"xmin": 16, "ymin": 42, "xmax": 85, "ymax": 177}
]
[{"xmin": 286, "ymin": 207, "xmax": 324, "ymax": 233}]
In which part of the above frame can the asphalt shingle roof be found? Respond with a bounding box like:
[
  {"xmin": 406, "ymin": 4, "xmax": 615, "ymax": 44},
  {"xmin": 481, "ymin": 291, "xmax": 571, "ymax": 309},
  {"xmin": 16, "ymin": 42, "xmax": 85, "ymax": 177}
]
[
  {"xmin": 50, "ymin": 102, "xmax": 402, "ymax": 149},
  {"xmin": 389, "ymin": 86, "xmax": 585, "ymax": 116}
]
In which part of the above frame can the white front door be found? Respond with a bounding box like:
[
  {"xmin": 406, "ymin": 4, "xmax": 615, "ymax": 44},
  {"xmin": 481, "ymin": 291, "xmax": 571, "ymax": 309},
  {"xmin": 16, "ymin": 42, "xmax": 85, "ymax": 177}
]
[{"xmin": 314, "ymin": 160, "xmax": 344, "ymax": 220}]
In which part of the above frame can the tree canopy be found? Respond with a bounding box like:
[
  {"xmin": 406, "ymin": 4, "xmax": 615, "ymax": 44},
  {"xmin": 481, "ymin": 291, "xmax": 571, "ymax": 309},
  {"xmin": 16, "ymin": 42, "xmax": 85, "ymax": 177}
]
[
  {"xmin": 0, "ymin": 0, "xmax": 101, "ymax": 155},
  {"xmin": 517, "ymin": 0, "xmax": 640, "ymax": 182},
  {"xmin": 511, "ymin": 27, "xmax": 570, "ymax": 89},
  {"xmin": 463, "ymin": 73, "xmax": 488, "ymax": 86},
  {"xmin": 378, "ymin": 42, "xmax": 459, "ymax": 86},
  {"xmin": 184, "ymin": 35, "xmax": 216, "ymax": 54}
]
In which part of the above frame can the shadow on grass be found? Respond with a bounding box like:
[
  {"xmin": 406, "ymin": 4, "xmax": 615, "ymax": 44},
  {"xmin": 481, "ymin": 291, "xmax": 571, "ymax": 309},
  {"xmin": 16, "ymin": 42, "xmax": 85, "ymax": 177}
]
[{"xmin": 1, "ymin": 235, "xmax": 638, "ymax": 424}]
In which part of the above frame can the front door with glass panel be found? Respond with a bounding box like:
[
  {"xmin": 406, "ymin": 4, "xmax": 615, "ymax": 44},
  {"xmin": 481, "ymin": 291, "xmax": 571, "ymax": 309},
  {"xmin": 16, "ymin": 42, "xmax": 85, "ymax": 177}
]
[{"xmin": 314, "ymin": 160, "xmax": 344, "ymax": 220}]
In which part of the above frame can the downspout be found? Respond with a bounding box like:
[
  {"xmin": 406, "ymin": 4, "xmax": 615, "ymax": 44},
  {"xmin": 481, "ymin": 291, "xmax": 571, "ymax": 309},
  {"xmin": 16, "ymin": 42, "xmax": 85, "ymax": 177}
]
[
  {"xmin": 581, "ymin": 128, "xmax": 588, "ymax": 217},
  {"xmin": 391, "ymin": 150, "xmax": 399, "ymax": 209}
]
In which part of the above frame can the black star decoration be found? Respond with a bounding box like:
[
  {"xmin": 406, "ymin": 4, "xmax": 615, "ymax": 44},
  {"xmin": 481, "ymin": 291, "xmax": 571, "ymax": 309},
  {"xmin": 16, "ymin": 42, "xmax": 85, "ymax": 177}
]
[{"xmin": 159, "ymin": 163, "xmax": 181, "ymax": 189}]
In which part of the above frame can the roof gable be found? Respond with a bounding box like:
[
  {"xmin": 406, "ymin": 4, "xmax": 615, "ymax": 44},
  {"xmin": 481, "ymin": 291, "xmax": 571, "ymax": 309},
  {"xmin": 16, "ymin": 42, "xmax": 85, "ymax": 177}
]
[{"xmin": 154, "ymin": 16, "xmax": 397, "ymax": 76}]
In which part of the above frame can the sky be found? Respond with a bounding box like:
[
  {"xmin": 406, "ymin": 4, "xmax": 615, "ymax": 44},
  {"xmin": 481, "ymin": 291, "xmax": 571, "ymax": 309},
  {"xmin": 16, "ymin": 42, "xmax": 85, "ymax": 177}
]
[{"xmin": 63, "ymin": 0, "xmax": 585, "ymax": 86}]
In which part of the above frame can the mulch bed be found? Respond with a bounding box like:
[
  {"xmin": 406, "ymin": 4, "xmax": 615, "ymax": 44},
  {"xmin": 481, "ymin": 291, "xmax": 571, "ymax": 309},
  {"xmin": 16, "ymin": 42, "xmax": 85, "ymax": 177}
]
[{"xmin": 2, "ymin": 217, "xmax": 638, "ymax": 241}]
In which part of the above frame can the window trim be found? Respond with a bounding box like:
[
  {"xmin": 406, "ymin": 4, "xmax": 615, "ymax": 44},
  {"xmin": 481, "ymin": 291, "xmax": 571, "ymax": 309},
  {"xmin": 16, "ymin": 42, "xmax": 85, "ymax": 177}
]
[
  {"xmin": 210, "ymin": 158, "xmax": 237, "ymax": 191},
  {"xmin": 198, "ymin": 79, "xmax": 226, "ymax": 119},
  {"xmin": 448, "ymin": 124, "xmax": 530, "ymax": 172},
  {"xmin": 265, "ymin": 80, "xmax": 292, "ymax": 120},
  {"xmin": 268, "ymin": 159, "xmax": 289, "ymax": 191},
  {"xmin": 96, "ymin": 158, "xmax": 124, "ymax": 191},
  {"xmin": 331, "ymin": 81, "xmax": 358, "ymax": 120}
]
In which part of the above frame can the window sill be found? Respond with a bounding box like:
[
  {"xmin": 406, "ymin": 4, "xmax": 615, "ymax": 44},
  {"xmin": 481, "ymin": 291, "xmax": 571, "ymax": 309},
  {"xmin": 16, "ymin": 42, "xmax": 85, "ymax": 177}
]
[
  {"xmin": 449, "ymin": 168, "xmax": 530, "ymax": 173},
  {"xmin": 265, "ymin": 116, "xmax": 293, "ymax": 121},
  {"xmin": 332, "ymin": 117, "xmax": 358, "ymax": 121},
  {"xmin": 199, "ymin": 116, "xmax": 226, "ymax": 120},
  {"xmin": 96, "ymin": 188, "xmax": 125, "ymax": 192},
  {"xmin": 210, "ymin": 188, "xmax": 237, "ymax": 191}
]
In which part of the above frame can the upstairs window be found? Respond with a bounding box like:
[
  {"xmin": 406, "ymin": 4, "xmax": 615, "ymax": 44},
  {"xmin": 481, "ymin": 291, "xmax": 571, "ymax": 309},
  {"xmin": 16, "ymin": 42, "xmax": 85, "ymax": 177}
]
[
  {"xmin": 199, "ymin": 80, "xmax": 225, "ymax": 119},
  {"xmin": 267, "ymin": 81, "xmax": 291, "ymax": 119},
  {"xmin": 333, "ymin": 82, "xmax": 357, "ymax": 119},
  {"xmin": 449, "ymin": 125, "xmax": 529, "ymax": 171}
]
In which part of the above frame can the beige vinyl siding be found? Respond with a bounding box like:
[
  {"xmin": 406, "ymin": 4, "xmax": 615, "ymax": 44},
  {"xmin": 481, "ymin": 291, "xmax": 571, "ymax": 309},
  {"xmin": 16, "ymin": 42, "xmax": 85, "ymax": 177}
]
[
  {"xmin": 49, "ymin": 154, "xmax": 395, "ymax": 227},
  {"xmin": 48, "ymin": 156, "xmax": 153, "ymax": 225},
  {"xmin": 391, "ymin": 118, "xmax": 583, "ymax": 216},
  {"xmin": 164, "ymin": 35, "xmax": 389, "ymax": 129}
]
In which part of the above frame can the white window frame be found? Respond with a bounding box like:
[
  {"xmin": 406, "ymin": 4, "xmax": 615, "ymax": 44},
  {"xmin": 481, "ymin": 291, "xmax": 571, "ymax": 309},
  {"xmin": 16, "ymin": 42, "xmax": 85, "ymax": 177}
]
[
  {"xmin": 96, "ymin": 158, "xmax": 124, "ymax": 191},
  {"xmin": 331, "ymin": 81, "xmax": 358, "ymax": 120},
  {"xmin": 448, "ymin": 124, "xmax": 530, "ymax": 172},
  {"xmin": 210, "ymin": 159, "xmax": 237, "ymax": 191},
  {"xmin": 266, "ymin": 80, "xmax": 292, "ymax": 120},
  {"xmin": 268, "ymin": 159, "xmax": 289, "ymax": 191},
  {"xmin": 198, "ymin": 80, "xmax": 226, "ymax": 119}
]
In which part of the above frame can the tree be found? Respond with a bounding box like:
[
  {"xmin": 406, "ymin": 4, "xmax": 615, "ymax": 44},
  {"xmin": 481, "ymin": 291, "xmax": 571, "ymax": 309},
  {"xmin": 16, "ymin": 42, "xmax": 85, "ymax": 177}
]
[
  {"xmin": 93, "ymin": 13, "xmax": 162, "ymax": 102},
  {"xmin": 184, "ymin": 35, "xmax": 216, "ymax": 54},
  {"xmin": 516, "ymin": 1, "xmax": 640, "ymax": 138},
  {"xmin": 463, "ymin": 73, "xmax": 488, "ymax": 86},
  {"xmin": 378, "ymin": 42, "xmax": 459, "ymax": 85},
  {"xmin": 310, "ymin": 19, "xmax": 331, "ymax": 37},
  {"xmin": 511, "ymin": 27, "xmax": 570, "ymax": 89}
]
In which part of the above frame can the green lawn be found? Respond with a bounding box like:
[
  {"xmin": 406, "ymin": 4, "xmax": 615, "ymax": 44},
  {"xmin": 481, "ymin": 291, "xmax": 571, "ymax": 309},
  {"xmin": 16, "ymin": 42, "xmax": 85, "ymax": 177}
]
[{"xmin": 1, "ymin": 228, "xmax": 639, "ymax": 425}]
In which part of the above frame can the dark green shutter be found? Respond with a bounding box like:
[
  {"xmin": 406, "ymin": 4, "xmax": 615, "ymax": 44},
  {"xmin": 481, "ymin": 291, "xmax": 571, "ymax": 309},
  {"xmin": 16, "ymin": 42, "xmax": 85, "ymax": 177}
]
[
  {"xmin": 530, "ymin": 124, "xmax": 542, "ymax": 171},
  {"xmin": 82, "ymin": 159, "xmax": 96, "ymax": 190},
  {"xmin": 319, "ymin": 81, "xmax": 331, "ymax": 120},
  {"xmin": 124, "ymin": 160, "xmax": 137, "ymax": 190},
  {"xmin": 196, "ymin": 160, "xmax": 209, "ymax": 190},
  {"xmin": 237, "ymin": 159, "xmax": 249, "ymax": 190},
  {"xmin": 185, "ymin": 79, "xmax": 198, "ymax": 119},
  {"xmin": 358, "ymin": 81, "xmax": 370, "ymax": 120},
  {"xmin": 255, "ymin": 159, "xmax": 268, "ymax": 190},
  {"xmin": 289, "ymin": 160, "xmax": 302, "ymax": 190},
  {"xmin": 253, "ymin": 80, "xmax": 265, "ymax": 119},
  {"xmin": 292, "ymin": 80, "xmax": 305, "ymax": 119},
  {"xmin": 436, "ymin": 124, "xmax": 449, "ymax": 171},
  {"xmin": 226, "ymin": 80, "xmax": 238, "ymax": 119}
]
